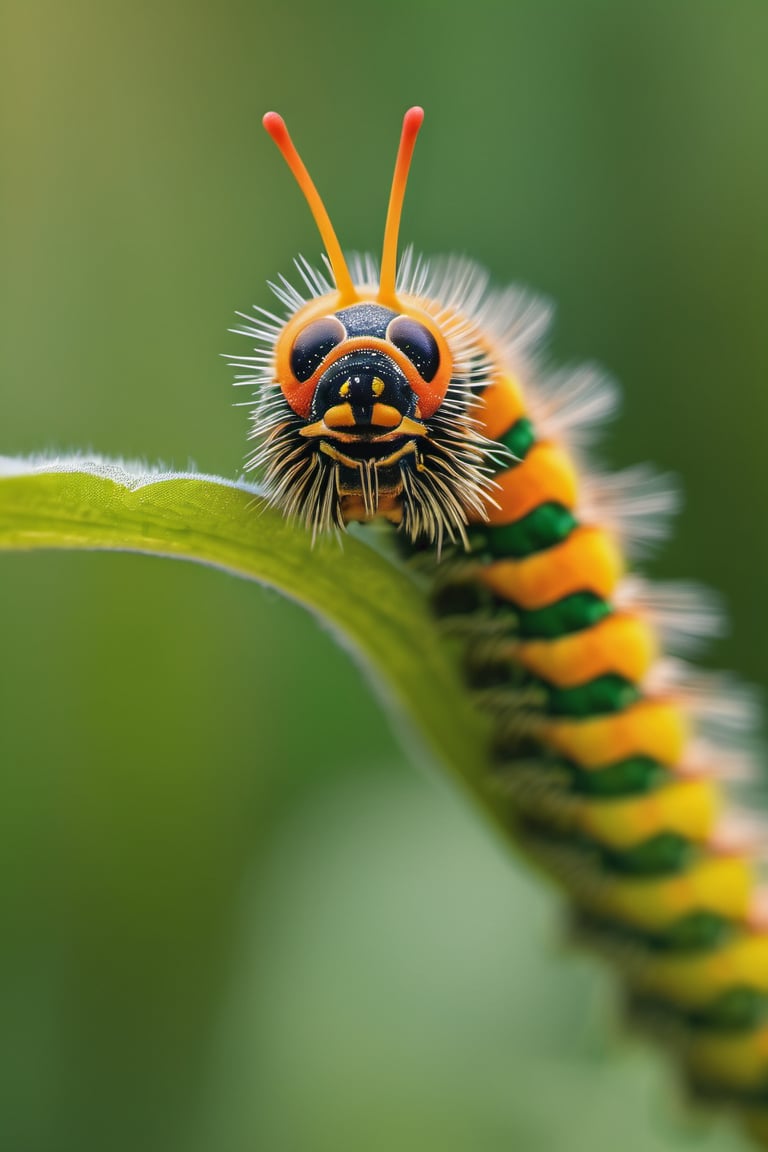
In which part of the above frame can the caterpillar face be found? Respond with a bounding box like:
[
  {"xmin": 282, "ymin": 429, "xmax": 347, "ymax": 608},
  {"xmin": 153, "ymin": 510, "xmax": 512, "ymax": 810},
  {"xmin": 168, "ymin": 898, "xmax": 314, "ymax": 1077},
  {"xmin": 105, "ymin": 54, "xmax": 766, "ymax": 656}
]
[
  {"xmin": 280, "ymin": 302, "xmax": 449, "ymax": 422},
  {"xmin": 242, "ymin": 284, "xmax": 495, "ymax": 543},
  {"xmin": 231, "ymin": 109, "xmax": 498, "ymax": 545}
]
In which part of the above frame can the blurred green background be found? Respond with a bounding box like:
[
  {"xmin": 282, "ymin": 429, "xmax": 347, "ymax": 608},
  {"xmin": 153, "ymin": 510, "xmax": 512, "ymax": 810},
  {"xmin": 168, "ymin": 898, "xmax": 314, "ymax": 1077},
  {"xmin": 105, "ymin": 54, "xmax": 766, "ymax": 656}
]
[{"xmin": 2, "ymin": 2, "xmax": 767, "ymax": 1150}]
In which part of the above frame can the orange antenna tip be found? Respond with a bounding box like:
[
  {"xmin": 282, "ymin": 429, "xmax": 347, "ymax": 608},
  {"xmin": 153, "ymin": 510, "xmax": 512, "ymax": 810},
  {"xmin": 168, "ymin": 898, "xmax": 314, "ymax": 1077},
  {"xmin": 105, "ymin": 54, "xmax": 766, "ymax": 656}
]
[
  {"xmin": 262, "ymin": 111, "xmax": 285, "ymax": 137},
  {"xmin": 404, "ymin": 106, "xmax": 424, "ymax": 132}
]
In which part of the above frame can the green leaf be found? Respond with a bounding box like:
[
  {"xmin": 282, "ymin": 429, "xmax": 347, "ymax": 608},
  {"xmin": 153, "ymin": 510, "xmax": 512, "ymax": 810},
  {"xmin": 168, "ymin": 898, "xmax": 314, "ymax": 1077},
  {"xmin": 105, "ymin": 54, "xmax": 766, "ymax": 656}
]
[{"xmin": 0, "ymin": 456, "xmax": 495, "ymax": 811}]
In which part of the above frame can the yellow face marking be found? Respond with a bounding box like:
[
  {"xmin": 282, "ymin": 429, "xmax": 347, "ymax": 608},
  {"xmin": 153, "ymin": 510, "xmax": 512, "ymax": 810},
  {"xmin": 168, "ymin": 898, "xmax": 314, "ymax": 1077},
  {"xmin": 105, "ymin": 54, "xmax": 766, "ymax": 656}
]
[
  {"xmin": 339, "ymin": 379, "xmax": 351, "ymax": 397},
  {"xmin": 322, "ymin": 403, "xmax": 356, "ymax": 428},
  {"xmin": 371, "ymin": 377, "xmax": 385, "ymax": 397},
  {"xmin": 370, "ymin": 402, "xmax": 402, "ymax": 428}
]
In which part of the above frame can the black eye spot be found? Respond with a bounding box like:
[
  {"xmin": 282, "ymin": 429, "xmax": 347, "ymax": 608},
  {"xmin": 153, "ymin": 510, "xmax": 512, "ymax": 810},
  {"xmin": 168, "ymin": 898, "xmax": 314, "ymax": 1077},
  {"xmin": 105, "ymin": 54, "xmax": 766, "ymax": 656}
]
[
  {"xmin": 386, "ymin": 316, "xmax": 440, "ymax": 382},
  {"xmin": 290, "ymin": 316, "xmax": 346, "ymax": 382}
]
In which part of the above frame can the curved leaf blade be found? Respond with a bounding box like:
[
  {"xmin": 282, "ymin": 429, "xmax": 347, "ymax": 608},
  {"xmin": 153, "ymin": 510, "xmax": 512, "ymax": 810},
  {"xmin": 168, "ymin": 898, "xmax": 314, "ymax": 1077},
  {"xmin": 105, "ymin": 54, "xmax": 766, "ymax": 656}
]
[{"xmin": 0, "ymin": 457, "xmax": 494, "ymax": 804}]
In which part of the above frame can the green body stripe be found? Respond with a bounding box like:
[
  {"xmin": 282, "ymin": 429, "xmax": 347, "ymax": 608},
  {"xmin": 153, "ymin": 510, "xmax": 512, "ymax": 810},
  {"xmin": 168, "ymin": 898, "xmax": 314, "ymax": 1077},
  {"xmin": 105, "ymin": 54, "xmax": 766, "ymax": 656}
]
[
  {"xmin": 487, "ymin": 502, "xmax": 577, "ymax": 558},
  {"xmin": 569, "ymin": 756, "xmax": 671, "ymax": 796},
  {"xmin": 628, "ymin": 986, "xmax": 767, "ymax": 1033},
  {"xmin": 600, "ymin": 832, "xmax": 692, "ymax": 876},
  {"xmin": 498, "ymin": 417, "xmax": 536, "ymax": 461},
  {"xmin": 546, "ymin": 673, "xmax": 640, "ymax": 717},
  {"xmin": 501, "ymin": 755, "xmax": 672, "ymax": 802},
  {"xmin": 694, "ymin": 988, "xmax": 767, "ymax": 1031},
  {"xmin": 644, "ymin": 912, "xmax": 734, "ymax": 953},
  {"xmin": 517, "ymin": 592, "xmax": 612, "ymax": 638},
  {"xmin": 584, "ymin": 909, "xmax": 734, "ymax": 954}
]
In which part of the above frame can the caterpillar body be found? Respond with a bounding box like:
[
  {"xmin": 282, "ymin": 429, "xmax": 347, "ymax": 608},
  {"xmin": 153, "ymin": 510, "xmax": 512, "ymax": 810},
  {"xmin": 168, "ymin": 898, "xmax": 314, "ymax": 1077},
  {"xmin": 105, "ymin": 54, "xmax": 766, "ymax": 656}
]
[{"xmin": 230, "ymin": 108, "xmax": 768, "ymax": 1146}]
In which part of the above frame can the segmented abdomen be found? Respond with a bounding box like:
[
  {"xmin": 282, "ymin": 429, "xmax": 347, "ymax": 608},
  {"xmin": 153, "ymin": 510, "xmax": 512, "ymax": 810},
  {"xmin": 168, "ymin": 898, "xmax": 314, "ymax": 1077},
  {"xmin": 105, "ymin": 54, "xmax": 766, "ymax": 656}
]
[{"xmin": 440, "ymin": 366, "xmax": 768, "ymax": 1145}]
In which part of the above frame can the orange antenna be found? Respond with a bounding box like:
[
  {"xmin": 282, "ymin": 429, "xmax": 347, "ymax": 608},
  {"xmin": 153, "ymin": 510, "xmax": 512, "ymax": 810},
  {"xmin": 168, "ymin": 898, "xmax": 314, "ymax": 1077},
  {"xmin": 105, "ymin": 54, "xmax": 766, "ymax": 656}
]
[
  {"xmin": 378, "ymin": 106, "xmax": 424, "ymax": 307},
  {"xmin": 263, "ymin": 112, "xmax": 358, "ymax": 304}
]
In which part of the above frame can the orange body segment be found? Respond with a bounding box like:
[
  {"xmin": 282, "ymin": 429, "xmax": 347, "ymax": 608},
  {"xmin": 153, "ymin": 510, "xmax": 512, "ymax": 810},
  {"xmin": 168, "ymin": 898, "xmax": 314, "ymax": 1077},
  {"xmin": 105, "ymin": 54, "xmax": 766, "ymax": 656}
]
[
  {"xmin": 541, "ymin": 699, "xmax": 687, "ymax": 769},
  {"xmin": 471, "ymin": 374, "xmax": 527, "ymax": 441},
  {"xmin": 476, "ymin": 441, "xmax": 578, "ymax": 525},
  {"xmin": 516, "ymin": 613, "xmax": 657, "ymax": 688},
  {"xmin": 478, "ymin": 526, "xmax": 623, "ymax": 610}
]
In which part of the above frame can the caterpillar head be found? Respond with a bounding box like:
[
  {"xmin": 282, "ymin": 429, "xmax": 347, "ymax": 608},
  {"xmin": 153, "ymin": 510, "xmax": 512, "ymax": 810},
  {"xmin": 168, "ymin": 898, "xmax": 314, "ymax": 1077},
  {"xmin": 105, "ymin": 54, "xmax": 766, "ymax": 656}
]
[{"xmin": 231, "ymin": 108, "xmax": 497, "ymax": 546}]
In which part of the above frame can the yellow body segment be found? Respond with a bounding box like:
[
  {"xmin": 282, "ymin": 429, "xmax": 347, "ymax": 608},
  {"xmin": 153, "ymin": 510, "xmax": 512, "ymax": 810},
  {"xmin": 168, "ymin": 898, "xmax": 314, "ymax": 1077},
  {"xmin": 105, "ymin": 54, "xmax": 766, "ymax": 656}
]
[
  {"xmin": 516, "ymin": 613, "xmax": 657, "ymax": 688},
  {"xmin": 471, "ymin": 373, "xmax": 527, "ymax": 440},
  {"xmin": 574, "ymin": 856, "xmax": 754, "ymax": 933},
  {"xmin": 541, "ymin": 699, "xmax": 687, "ymax": 769},
  {"xmin": 629, "ymin": 933, "xmax": 768, "ymax": 1008},
  {"xmin": 476, "ymin": 441, "xmax": 578, "ymax": 525},
  {"xmin": 478, "ymin": 526, "xmax": 623, "ymax": 610},
  {"xmin": 577, "ymin": 777, "xmax": 720, "ymax": 850},
  {"xmin": 686, "ymin": 1025, "xmax": 768, "ymax": 1093}
]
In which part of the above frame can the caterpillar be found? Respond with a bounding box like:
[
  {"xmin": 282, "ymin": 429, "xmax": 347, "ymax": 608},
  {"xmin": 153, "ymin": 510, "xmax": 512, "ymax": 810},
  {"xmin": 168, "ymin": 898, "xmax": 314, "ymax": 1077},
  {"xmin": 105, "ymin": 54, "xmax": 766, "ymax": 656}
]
[{"xmin": 230, "ymin": 108, "xmax": 768, "ymax": 1146}]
